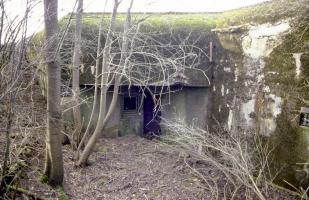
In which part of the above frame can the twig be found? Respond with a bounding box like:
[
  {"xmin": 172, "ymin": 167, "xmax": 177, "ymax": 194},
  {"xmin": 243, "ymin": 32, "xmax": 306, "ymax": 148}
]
[{"xmin": 7, "ymin": 185, "xmax": 47, "ymax": 200}]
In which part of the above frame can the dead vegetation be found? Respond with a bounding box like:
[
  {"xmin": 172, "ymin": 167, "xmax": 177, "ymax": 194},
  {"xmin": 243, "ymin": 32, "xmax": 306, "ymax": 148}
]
[
  {"xmin": 1, "ymin": 93, "xmax": 306, "ymax": 199},
  {"xmin": 162, "ymin": 119, "xmax": 306, "ymax": 200},
  {"xmin": 0, "ymin": 72, "xmax": 305, "ymax": 199},
  {"xmin": 1, "ymin": 0, "xmax": 308, "ymax": 198},
  {"xmin": 12, "ymin": 131, "xmax": 305, "ymax": 200},
  {"xmin": 0, "ymin": 69, "xmax": 48, "ymax": 199},
  {"xmin": 16, "ymin": 135, "xmax": 206, "ymax": 199}
]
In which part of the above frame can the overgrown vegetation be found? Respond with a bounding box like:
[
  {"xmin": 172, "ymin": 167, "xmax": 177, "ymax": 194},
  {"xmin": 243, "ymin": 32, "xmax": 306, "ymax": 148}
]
[
  {"xmin": 162, "ymin": 119, "xmax": 308, "ymax": 199},
  {"xmin": 263, "ymin": 5, "xmax": 309, "ymax": 190},
  {"xmin": 57, "ymin": 0, "xmax": 308, "ymax": 31},
  {"xmin": 2, "ymin": 0, "xmax": 308, "ymax": 198}
]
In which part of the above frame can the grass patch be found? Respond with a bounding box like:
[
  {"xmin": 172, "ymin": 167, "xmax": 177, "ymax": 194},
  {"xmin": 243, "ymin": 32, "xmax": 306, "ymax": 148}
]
[
  {"xmin": 57, "ymin": 186, "xmax": 69, "ymax": 200},
  {"xmin": 39, "ymin": 174, "xmax": 49, "ymax": 184},
  {"xmin": 59, "ymin": 0, "xmax": 307, "ymax": 31}
]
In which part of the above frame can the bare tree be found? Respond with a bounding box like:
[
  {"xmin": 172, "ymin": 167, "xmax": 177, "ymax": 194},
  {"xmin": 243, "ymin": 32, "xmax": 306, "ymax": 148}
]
[
  {"xmin": 0, "ymin": 0, "xmax": 25, "ymax": 188},
  {"xmin": 43, "ymin": 0, "xmax": 64, "ymax": 186},
  {"xmin": 74, "ymin": 0, "xmax": 209, "ymax": 166},
  {"xmin": 76, "ymin": 1, "xmax": 107, "ymax": 158},
  {"xmin": 72, "ymin": 0, "xmax": 83, "ymax": 146},
  {"xmin": 0, "ymin": 0, "xmax": 42, "ymax": 197},
  {"xmin": 162, "ymin": 119, "xmax": 268, "ymax": 200},
  {"xmin": 77, "ymin": 0, "xmax": 129, "ymax": 166}
]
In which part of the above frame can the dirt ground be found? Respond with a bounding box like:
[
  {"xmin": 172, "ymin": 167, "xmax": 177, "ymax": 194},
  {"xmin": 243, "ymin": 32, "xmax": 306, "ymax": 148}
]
[
  {"xmin": 17, "ymin": 135, "xmax": 207, "ymax": 200},
  {"xmin": 64, "ymin": 135, "xmax": 207, "ymax": 199},
  {"xmin": 0, "ymin": 69, "xmax": 206, "ymax": 200},
  {"xmin": 0, "ymin": 72, "xmax": 301, "ymax": 200},
  {"xmin": 15, "ymin": 134, "xmax": 300, "ymax": 200}
]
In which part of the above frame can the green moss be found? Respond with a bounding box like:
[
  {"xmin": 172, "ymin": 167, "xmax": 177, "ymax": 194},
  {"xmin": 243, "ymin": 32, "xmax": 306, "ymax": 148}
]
[
  {"xmin": 57, "ymin": 186, "xmax": 69, "ymax": 200},
  {"xmin": 269, "ymin": 113, "xmax": 309, "ymax": 189},
  {"xmin": 119, "ymin": 118, "xmax": 142, "ymax": 136},
  {"xmin": 264, "ymin": 13, "xmax": 309, "ymax": 104},
  {"xmin": 9, "ymin": 161, "xmax": 28, "ymax": 174},
  {"xmin": 21, "ymin": 146, "xmax": 33, "ymax": 158},
  {"xmin": 104, "ymin": 125, "xmax": 119, "ymax": 138},
  {"xmin": 31, "ymin": 0, "xmax": 308, "ymax": 97},
  {"xmin": 31, "ymin": 31, "xmax": 44, "ymax": 46},
  {"xmin": 39, "ymin": 174, "xmax": 49, "ymax": 184},
  {"xmin": 217, "ymin": 33, "xmax": 243, "ymax": 54},
  {"xmin": 58, "ymin": 0, "xmax": 307, "ymax": 31},
  {"xmin": 95, "ymin": 146, "xmax": 109, "ymax": 154},
  {"xmin": 263, "ymin": 11, "xmax": 309, "ymax": 189}
]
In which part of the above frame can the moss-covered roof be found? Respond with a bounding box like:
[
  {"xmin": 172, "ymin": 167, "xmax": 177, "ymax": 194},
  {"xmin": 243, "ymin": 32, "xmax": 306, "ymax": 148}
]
[
  {"xmin": 61, "ymin": 0, "xmax": 308, "ymax": 30},
  {"xmin": 33, "ymin": 0, "xmax": 308, "ymax": 91}
]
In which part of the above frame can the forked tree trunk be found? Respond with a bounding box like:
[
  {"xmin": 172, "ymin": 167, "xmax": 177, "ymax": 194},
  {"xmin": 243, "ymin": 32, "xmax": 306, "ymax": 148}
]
[
  {"xmin": 76, "ymin": 0, "xmax": 119, "ymax": 166},
  {"xmin": 43, "ymin": 0, "xmax": 64, "ymax": 186},
  {"xmin": 77, "ymin": 14, "xmax": 104, "ymax": 158},
  {"xmin": 0, "ymin": 1, "xmax": 29, "ymax": 190},
  {"xmin": 72, "ymin": 0, "xmax": 83, "ymax": 146},
  {"xmin": 77, "ymin": 0, "xmax": 133, "ymax": 166}
]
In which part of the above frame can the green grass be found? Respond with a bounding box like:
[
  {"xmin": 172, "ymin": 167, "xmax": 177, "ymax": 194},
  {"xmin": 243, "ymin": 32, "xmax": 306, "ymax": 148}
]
[
  {"xmin": 57, "ymin": 186, "xmax": 69, "ymax": 200},
  {"xmin": 59, "ymin": 0, "xmax": 307, "ymax": 31},
  {"xmin": 39, "ymin": 174, "xmax": 49, "ymax": 184}
]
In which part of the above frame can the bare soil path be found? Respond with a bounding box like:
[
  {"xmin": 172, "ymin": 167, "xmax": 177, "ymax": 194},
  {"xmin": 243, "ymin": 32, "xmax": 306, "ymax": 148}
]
[
  {"xmin": 63, "ymin": 135, "xmax": 207, "ymax": 200},
  {"xmin": 4, "ymin": 129, "xmax": 300, "ymax": 200}
]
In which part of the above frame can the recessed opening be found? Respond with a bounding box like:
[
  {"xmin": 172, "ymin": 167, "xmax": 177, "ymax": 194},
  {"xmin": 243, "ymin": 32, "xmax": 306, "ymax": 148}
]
[
  {"xmin": 123, "ymin": 96, "xmax": 137, "ymax": 111},
  {"xmin": 300, "ymin": 107, "xmax": 309, "ymax": 127},
  {"xmin": 300, "ymin": 113, "xmax": 309, "ymax": 127}
]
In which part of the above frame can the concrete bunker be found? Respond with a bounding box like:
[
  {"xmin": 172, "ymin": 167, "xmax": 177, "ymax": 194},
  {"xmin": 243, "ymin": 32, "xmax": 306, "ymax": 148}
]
[
  {"xmin": 33, "ymin": 2, "xmax": 308, "ymax": 189},
  {"xmin": 76, "ymin": 70, "xmax": 210, "ymax": 138}
]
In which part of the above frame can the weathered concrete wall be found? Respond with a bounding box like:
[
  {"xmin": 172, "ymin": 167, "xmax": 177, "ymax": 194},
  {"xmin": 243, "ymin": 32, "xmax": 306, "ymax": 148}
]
[
  {"xmin": 185, "ymin": 88, "xmax": 209, "ymax": 128},
  {"xmin": 210, "ymin": 18, "xmax": 309, "ymax": 188},
  {"xmin": 119, "ymin": 93, "xmax": 143, "ymax": 136},
  {"xmin": 62, "ymin": 90, "xmax": 121, "ymax": 138},
  {"xmin": 54, "ymin": 2, "xmax": 308, "ymax": 188},
  {"xmin": 104, "ymin": 92, "xmax": 121, "ymax": 137},
  {"xmin": 63, "ymin": 87, "xmax": 209, "ymax": 137},
  {"xmin": 161, "ymin": 87, "xmax": 209, "ymax": 128},
  {"xmin": 161, "ymin": 90, "xmax": 187, "ymax": 124},
  {"xmin": 210, "ymin": 20, "xmax": 292, "ymax": 133}
]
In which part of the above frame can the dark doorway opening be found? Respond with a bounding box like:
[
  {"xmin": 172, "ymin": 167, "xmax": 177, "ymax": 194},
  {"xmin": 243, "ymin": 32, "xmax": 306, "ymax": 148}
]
[
  {"xmin": 123, "ymin": 96, "xmax": 137, "ymax": 111},
  {"xmin": 143, "ymin": 92, "xmax": 161, "ymax": 138}
]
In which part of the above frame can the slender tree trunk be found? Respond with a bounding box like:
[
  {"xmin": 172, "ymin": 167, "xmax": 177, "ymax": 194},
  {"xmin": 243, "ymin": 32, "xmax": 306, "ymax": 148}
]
[
  {"xmin": 77, "ymin": 14, "xmax": 104, "ymax": 158},
  {"xmin": 72, "ymin": 0, "xmax": 83, "ymax": 146},
  {"xmin": 77, "ymin": 0, "xmax": 134, "ymax": 166},
  {"xmin": 0, "ymin": 3, "xmax": 28, "ymax": 189},
  {"xmin": 43, "ymin": 0, "xmax": 64, "ymax": 186},
  {"xmin": 0, "ymin": 0, "xmax": 4, "ymax": 49},
  {"xmin": 76, "ymin": 0, "xmax": 118, "ymax": 166}
]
